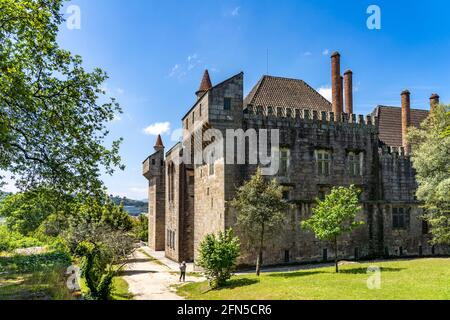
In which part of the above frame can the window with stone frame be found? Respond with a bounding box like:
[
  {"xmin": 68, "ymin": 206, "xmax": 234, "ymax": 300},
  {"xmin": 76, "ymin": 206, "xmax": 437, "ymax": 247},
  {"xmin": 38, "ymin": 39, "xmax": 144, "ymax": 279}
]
[
  {"xmin": 348, "ymin": 151, "xmax": 363, "ymax": 176},
  {"xmin": 279, "ymin": 148, "xmax": 290, "ymax": 177},
  {"xmin": 392, "ymin": 207, "xmax": 411, "ymax": 229},
  {"xmin": 316, "ymin": 150, "xmax": 331, "ymax": 176}
]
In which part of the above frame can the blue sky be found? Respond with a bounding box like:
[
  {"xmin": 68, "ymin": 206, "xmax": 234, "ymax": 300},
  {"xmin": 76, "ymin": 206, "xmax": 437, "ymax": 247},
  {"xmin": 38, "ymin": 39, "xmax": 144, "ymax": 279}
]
[{"xmin": 3, "ymin": 0, "xmax": 450, "ymax": 199}]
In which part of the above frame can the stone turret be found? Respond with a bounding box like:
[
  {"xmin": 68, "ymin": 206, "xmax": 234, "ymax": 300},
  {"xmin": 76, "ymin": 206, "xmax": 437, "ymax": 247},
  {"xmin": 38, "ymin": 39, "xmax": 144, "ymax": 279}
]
[{"xmin": 143, "ymin": 135, "xmax": 166, "ymax": 251}]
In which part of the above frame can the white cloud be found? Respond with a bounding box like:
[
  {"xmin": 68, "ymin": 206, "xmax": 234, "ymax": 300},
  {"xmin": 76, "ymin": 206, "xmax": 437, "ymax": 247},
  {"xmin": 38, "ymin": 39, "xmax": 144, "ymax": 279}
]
[
  {"xmin": 303, "ymin": 51, "xmax": 312, "ymax": 56},
  {"xmin": 231, "ymin": 6, "xmax": 240, "ymax": 17},
  {"xmin": 322, "ymin": 49, "xmax": 330, "ymax": 56},
  {"xmin": 168, "ymin": 54, "xmax": 201, "ymax": 78},
  {"xmin": 187, "ymin": 53, "xmax": 200, "ymax": 71},
  {"xmin": 117, "ymin": 88, "xmax": 125, "ymax": 95},
  {"xmin": 168, "ymin": 64, "xmax": 180, "ymax": 78},
  {"xmin": 317, "ymin": 86, "xmax": 332, "ymax": 102},
  {"xmin": 143, "ymin": 122, "xmax": 171, "ymax": 136}
]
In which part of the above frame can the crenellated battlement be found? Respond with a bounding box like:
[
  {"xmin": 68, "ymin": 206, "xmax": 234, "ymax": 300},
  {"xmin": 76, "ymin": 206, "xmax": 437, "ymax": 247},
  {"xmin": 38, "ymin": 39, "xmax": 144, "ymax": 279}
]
[
  {"xmin": 243, "ymin": 104, "xmax": 377, "ymax": 128},
  {"xmin": 378, "ymin": 145, "xmax": 408, "ymax": 157}
]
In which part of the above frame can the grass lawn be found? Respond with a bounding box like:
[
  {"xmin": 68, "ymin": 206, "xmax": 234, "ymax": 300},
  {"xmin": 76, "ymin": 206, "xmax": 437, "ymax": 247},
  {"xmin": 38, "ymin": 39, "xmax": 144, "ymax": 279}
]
[
  {"xmin": 110, "ymin": 277, "xmax": 133, "ymax": 300},
  {"xmin": 177, "ymin": 258, "xmax": 450, "ymax": 300}
]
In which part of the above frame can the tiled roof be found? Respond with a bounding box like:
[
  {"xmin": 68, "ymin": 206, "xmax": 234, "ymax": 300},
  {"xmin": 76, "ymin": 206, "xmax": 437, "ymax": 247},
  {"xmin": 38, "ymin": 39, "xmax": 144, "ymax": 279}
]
[
  {"xmin": 373, "ymin": 106, "xmax": 429, "ymax": 147},
  {"xmin": 154, "ymin": 134, "xmax": 164, "ymax": 148},
  {"xmin": 196, "ymin": 70, "xmax": 212, "ymax": 95},
  {"xmin": 244, "ymin": 75, "xmax": 332, "ymax": 111}
]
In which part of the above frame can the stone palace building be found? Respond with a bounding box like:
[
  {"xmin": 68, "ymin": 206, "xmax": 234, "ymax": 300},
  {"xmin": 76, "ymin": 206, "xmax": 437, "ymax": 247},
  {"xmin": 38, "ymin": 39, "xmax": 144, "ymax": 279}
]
[{"xmin": 143, "ymin": 52, "xmax": 446, "ymax": 266}]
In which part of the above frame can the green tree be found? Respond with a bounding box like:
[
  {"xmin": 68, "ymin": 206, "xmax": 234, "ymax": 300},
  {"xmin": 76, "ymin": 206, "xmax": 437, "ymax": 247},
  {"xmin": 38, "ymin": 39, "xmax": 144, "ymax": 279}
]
[
  {"xmin": 0, "ymin": 188, "xmax": 73, "ymax": 235},
  {"xmin": 301, "ymin": 185, "xmax": 363, "ymax": 273},
  {"xmin": 197, "ymin": 229, "xmax": 240, "ymax": 289},
  {"xmin": 231, "ymin": 169, "xmax": 290, "ymax": 276},
  {"xmin": 408, "ymin": 105, "xmax": 450, "ymax": 245},
  {"xmin": 0, "ymin": 0, "xmax": 123, "ymax": 195},
  {"xmin": 75, "ymin": 227, "xmax": 135, "ymax": 300},
  {"xmin": 133, "ymin": 214, "xmax": 148, "ymax": 242},
  {"xmin": 66, "ymin": 198, "xmax": 135, "ymax": 300}
]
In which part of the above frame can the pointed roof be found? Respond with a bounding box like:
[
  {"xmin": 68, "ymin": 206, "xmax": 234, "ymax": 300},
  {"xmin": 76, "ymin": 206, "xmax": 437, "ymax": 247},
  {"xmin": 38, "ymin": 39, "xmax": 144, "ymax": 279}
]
[
  {"xmin": 244, "ymin": 75, "xmax": 332, "ymax": 111},
  {"xmin": 196, "ymin": 70, "xmax": 212, "ymax": 95},
  {"xmin": 154, "ymin": 134, "xmax": 164, "ymax": 149},
  {"xmin": 373, "ymin": 106, "xmax": 429, "ymax": 147}
]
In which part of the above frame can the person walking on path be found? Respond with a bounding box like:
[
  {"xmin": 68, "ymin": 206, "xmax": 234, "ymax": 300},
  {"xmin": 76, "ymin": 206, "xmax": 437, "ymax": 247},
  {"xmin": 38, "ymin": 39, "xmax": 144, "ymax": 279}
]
[{"xmin": 179, "ymin": 261, "xmax": 187, "ymax": 282}]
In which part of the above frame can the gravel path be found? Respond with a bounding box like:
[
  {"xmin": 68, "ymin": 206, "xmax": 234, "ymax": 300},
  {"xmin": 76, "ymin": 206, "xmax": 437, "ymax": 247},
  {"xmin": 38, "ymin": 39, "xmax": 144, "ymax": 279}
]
[{"xmin": 122, "ymin": 249, "xmax": 203, "ymax": 300}]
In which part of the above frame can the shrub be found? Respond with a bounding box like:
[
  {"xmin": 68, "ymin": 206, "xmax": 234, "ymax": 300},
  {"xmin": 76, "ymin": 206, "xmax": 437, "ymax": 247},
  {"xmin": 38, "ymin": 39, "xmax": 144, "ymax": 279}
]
[
  {"xmin": 133, "ymin": 214, "xmax": 148, "ymax": 242},
  {"xmin": 0, "ymin": 225, "xmax": 43, "ymax": 252},
  {"xmin": 197, "ymin": 229, "xmax": 240, "ymax": 289}
]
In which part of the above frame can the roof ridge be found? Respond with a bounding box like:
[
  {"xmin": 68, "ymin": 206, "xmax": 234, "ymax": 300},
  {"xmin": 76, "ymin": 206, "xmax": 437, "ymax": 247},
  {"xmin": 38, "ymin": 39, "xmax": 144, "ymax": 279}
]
[
  {"xmin": 249, "ymin": 75, "xmax": 268, "ymax": 105},
  {"xmin": 298, "ymin": 79, "xmax": 332, "ymax": 107}
]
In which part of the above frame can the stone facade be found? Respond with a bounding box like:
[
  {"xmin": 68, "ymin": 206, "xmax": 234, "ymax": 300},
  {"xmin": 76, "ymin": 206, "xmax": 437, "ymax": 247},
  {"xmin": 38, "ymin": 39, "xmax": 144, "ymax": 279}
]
[{"xmin": 143, "ymin": 53, "xmax": 448, "ymax": 267}]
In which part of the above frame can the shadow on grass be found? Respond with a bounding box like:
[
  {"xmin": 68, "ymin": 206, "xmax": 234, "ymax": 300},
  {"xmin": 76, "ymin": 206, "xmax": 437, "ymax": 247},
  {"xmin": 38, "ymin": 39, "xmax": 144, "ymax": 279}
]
[
  {"xmin": 339, "ymin": 267, "xmax": 405, "ymax": 274},
  {"xmin": 197, "ymin": 278, "xmax": 259, "ymax": 295},
  {"xmin": 126, "ymin": 258, "xmax": 154, "ymax": 264},
  {"xmin": 267, "ymin": 270, "xmax": 327, "ymax": 278},
  {"xmin": 119, "ymin": 270, "xmax": 157, "ymax": 276}
]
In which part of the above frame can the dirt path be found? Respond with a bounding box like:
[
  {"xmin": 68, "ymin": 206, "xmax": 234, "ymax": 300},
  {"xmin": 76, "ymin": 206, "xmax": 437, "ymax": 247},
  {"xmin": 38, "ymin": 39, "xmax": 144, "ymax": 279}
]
[{"xmin": 122, "ymin": 249, "xmax": 202, "ymax": 300}]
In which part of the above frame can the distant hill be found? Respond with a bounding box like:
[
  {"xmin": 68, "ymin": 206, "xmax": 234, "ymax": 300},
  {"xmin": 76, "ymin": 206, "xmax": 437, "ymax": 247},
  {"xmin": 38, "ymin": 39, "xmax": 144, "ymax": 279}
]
[{"xmin": 110, "ymin": 196, "xmax": 148, "ymax": 216}]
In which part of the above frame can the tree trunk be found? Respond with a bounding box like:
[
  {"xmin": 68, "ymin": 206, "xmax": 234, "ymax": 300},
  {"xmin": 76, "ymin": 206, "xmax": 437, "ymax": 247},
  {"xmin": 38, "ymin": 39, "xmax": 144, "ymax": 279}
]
[
  {"xmin": 256, "ymin": 224, "xmax": 265, "ymax": 276},
  {"xmin": 334, "ymin": 236, "xmax": 339, "ymax": 273}
]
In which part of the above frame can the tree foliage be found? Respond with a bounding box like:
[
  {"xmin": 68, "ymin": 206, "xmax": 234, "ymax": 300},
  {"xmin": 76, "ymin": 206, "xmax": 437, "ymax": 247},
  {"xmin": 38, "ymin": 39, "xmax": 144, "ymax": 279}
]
[
  {"xmin": 408, "ymin": 105, "xmax": 450, "ymax": 245},
  {"xmin": 0, "ymin": 188, "xmax": 73, "ymax": 235},
  {"xmin": 75, "ymin": 228, "xmax": 135, "ymax": 300},
  {"xmin": 197, "ymin": 229, "xmax": 240, "ymax": 289},
  {"xmin": 301, "ymin": 185, "xmax": 363, "ymax": 273},
  {"xmin": 67, "ymin": 199, "xmax": 135, "ymax": 300},
  {"xmin": 133, "ymin": 214, "xmax": 148, "ymax": 242},
  {"xmin": 231, "ymin": 168, "xmax": 290, "ymax": 276},
  {"xmin": 0, "ymin": 0, "xmax": 123, "ymax": 194}
]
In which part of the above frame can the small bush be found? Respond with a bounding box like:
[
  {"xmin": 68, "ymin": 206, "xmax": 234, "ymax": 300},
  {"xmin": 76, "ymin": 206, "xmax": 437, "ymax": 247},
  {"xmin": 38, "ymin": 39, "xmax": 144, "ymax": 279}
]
[
  {"xmin": 0, "ymin": 225, "xmax": 43, "ymax": 252},
  {"xmin": 197, "ymin": 229, "xmax": 240, "ymax": 289},
  {"xmin": 132, "ymin": 214, "xmax": 148, "ymax": 242}
]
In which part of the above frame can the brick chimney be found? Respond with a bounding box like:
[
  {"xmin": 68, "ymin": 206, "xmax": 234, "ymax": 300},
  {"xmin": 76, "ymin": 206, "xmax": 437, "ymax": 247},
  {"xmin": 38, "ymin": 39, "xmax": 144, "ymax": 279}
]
[
  {"xmin": 344, "ymin": 70, "xmax": 353, "ymax": 114},
  {"xmin": 331, "ymin": 52, "xmax": 342, "ymax": 119},
  {"xmin": 339, "ymin": 75, "xmax": 344, "ymax": 115},
  {"xmin": 401, "ymin": 90, "xmax": 411, "ymax": 155},
  {"xmin": 430, "ymin": 93, "xmax": 440, "ymax": 112}
]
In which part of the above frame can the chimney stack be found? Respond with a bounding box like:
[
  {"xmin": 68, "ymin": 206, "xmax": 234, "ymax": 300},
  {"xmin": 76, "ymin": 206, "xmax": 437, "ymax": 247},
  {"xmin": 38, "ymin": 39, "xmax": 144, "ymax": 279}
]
[
  {"xmin": 430, "ymin": 93, "xmax": 440, "ymax": 112},
  {"xmin": 339, "ymin": 75, "xmax": 344, "ymax": 115},
  {"xmin": 401, "ymin": 90, "xmax": 411, "ymax": 155},
  {"xmin": 331, "ymin": 52, "xmax": 342, "ymax": 119},
  {"xmin": 344, "ymin": 70, "xmax": 353, "ymax": 114}
]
